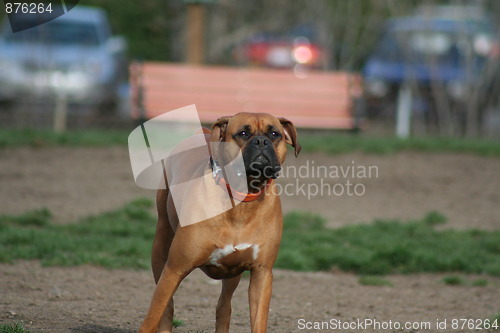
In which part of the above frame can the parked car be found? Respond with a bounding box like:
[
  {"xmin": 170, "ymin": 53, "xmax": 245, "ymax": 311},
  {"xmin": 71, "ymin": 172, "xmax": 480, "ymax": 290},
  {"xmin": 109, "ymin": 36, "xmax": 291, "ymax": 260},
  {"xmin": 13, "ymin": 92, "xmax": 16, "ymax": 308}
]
[
  {"xmin": 362, "ymin": 7, "xmax": 499, "ymax": 130},
  {"xmin": 235, "ymin": 25, "xmax": 326, "ymax": 69},
  {"xmin": 0, "ymin": 6, "xmax": 127, "ymax": 110}
]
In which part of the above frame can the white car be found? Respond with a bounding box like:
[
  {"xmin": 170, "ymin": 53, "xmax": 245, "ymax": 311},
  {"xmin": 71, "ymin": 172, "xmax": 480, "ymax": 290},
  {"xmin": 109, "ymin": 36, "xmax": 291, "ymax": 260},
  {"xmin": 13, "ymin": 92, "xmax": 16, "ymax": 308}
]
[{"xmin": 0, "ymin": 5, "xmax": 127, "ymax": 110}]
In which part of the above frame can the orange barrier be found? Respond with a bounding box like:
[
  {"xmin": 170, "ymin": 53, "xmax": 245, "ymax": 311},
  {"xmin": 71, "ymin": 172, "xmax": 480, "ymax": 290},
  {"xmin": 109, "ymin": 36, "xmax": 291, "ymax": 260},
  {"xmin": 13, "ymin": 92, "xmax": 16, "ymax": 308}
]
[{"xmin": 130, "ymin": 62, "xmax": 362, "ymax": 129}]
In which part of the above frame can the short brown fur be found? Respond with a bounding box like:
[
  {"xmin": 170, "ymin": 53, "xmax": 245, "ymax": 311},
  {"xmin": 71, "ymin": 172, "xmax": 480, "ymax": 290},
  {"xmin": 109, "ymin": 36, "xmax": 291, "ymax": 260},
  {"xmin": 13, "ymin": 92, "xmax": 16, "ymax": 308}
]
[{"xmin": 139, "ymin": 113, "xmax": 300, "ymax": 333}]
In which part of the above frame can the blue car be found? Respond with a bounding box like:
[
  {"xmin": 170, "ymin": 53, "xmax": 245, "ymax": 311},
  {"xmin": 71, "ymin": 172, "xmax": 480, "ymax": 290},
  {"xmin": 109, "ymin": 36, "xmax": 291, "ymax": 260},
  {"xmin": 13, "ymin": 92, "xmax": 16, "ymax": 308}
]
[{"xmin": 362, "ymin": 14, "xmax": 499, "ymax": 127}]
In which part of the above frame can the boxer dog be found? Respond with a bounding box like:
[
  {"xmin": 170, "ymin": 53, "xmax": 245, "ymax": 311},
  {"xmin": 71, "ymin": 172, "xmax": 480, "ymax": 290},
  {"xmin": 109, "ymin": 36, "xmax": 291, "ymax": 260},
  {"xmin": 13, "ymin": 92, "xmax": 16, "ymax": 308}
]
[{"xmin": 139, "ymin": 112, "xmax": 300, "ymax": 333}]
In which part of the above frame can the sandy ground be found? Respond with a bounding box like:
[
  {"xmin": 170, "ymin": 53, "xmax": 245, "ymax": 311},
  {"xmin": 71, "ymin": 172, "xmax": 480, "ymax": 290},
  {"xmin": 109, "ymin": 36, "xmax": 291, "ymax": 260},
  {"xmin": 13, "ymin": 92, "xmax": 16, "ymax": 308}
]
[
  {"xmin": 1, "ymin": 261, "xmax": 500, "ymax": 333},
  {"xmin": 1, "ymin": 146, "xmax": 499, "ymax": 332}
]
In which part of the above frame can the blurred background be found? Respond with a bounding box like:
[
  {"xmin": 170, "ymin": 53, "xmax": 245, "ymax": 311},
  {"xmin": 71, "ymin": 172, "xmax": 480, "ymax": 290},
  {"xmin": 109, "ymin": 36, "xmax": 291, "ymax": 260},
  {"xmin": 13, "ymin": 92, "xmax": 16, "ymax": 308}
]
[
  {"xmin": 0, "ymin": 0, "xmax": 499, "ymax": 138},
  {"xmin": 1, "ymin": 3, "xmax": 500, "ymax": 331}
]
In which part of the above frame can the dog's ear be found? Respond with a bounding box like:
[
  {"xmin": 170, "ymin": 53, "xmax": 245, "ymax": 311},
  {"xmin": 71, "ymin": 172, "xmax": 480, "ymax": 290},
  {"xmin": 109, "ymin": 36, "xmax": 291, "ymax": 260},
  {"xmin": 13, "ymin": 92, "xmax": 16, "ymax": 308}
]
[
  {"xmin": 279, "ymin": 117, "xmax": 301, "ymax": 157},
  {"xmin": 212, "ymin": 116, "xmax": 232, "ymax": 142}
]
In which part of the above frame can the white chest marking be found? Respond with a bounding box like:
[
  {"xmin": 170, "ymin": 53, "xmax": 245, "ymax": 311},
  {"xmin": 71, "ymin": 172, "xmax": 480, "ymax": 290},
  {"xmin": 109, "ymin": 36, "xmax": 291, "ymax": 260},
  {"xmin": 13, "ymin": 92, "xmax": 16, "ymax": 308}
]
[{"xmin": 209, "ymin": 243, "xmax": 260, "ymax": 267}]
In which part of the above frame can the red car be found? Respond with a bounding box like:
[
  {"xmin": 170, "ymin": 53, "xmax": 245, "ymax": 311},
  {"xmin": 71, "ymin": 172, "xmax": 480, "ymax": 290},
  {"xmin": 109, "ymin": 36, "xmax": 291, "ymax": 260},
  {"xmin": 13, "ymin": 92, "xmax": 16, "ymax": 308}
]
[{"xmin": 236, "ymin": 28, "xmax": 325, "ymax": 69}]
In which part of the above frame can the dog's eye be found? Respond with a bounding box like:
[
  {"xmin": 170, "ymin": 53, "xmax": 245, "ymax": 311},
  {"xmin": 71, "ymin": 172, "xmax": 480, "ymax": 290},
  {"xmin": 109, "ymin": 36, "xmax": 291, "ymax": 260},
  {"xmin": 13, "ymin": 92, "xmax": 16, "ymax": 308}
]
[
  {"xmin": 239, "ymin": 131, "xmax": 248, "ymax": 137},
  {"xmin": 270, "ymin": 131, "xmax": 280, "ymax": 137}
]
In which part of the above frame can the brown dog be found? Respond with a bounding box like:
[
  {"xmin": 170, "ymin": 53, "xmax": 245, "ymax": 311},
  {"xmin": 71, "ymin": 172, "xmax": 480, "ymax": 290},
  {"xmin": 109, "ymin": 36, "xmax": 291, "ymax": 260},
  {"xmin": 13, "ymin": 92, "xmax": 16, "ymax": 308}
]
[{"xmin": 138, "ymin": 112, "xmax": 300, "ymax": 333}]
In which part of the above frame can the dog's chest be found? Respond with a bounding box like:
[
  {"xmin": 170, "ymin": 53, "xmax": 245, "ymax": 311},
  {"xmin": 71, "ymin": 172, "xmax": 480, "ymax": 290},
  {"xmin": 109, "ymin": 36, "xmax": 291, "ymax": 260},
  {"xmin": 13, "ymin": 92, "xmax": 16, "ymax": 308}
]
[
  {"xmin": 210, "ymin": 243, "xmax": 259, "ymax": 266},
  {"xmin": 201, "ymin": 243, "xmax": 259, "ymax": 279}
]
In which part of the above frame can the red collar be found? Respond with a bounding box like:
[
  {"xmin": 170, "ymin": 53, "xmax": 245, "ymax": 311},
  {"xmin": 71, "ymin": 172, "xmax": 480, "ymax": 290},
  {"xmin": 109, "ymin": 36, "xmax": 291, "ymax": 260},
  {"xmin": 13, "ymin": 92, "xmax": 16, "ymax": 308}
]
[
  {"xmin": 210, "ymin": 157, "xmax": 272, "ymax": 202},
  {"xmin": 218, "ymin": 177, "xmax": 273, "ymax": 202}
]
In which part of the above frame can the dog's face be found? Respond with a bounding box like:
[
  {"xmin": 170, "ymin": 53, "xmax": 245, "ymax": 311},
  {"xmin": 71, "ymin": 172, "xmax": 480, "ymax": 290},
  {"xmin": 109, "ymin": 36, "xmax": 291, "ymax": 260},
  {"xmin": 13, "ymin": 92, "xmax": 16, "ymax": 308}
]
[{"xmin": 211, "ymin": 113, "xmax": 301, "ymax": 184}]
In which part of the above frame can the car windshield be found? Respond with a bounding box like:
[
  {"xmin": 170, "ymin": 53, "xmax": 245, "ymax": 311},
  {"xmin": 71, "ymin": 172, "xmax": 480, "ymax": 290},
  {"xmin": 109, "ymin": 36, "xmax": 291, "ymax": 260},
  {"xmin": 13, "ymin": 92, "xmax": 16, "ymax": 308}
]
[{"xmin": 5, "ymin": 20, "xmax": 100, "ymax": 46}]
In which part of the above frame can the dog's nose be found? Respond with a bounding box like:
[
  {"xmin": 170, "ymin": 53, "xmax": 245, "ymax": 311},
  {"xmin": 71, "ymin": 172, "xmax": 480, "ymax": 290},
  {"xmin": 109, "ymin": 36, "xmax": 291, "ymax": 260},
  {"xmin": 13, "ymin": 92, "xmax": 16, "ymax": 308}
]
[{"xmin": 251, "ymin": 136, "xmax": 270, "ymax": 148}]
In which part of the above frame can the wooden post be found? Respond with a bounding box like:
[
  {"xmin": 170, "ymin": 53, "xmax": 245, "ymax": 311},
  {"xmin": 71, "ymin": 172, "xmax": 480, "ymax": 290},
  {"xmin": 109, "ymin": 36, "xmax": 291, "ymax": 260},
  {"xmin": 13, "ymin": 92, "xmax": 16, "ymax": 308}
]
[{"xmin": 186, "ymin": 3, "xmax": 205, "ymax": 64}]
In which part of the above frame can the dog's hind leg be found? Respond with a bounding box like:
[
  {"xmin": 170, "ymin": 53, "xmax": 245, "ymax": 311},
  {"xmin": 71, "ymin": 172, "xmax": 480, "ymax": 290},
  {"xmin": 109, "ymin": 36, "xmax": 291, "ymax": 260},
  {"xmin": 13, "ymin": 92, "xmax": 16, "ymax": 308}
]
[{"xmin": 215, "ymin": 274, "xmax": 242, "ymax": 333}]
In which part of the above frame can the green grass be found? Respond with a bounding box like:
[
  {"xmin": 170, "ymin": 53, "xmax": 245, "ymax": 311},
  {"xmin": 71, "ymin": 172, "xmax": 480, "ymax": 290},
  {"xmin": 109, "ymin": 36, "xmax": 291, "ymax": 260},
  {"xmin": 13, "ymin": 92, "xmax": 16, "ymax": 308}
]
[
  {"xmin": 358, "ymin": 275, "xmax": 392, "ymax": 286},
  {"xmin": 441, "ymin": 276, "xmax": 489, "ymax": 286},
  {"xmin": 472, "ymin": 279, "xmax": 489, "ymax": 287},
  {"xmin": 1, "ymin": 201, "xmax": 500, "ymax": 276},
  {"xmin": 2, "ymin": 129, "xmax": 500, "ymax": 157},
  {"xmin": 276, "ymin": 211, "xmax": 500, "ymax": 275},
  {"xmin": 0, "ymin": 198, "xmax": 155, "ymax": 269},
  {"xmin": 441, "ymin": 275, "xmax": 466, "ymax": 285},
  {"xmin": 0, "ymin": 322, "xmax": 30, "ymax": 333},
  {"xmin": 173, "ymin": 318, "xmax": 184, "ymax": 328},
  {"xmin": 0, "ymin": 129, "xmax": 129, "ymax": 148},
  {"xmin": 300, "ymin": 134, "xmax": 500, "ymax": 156}
]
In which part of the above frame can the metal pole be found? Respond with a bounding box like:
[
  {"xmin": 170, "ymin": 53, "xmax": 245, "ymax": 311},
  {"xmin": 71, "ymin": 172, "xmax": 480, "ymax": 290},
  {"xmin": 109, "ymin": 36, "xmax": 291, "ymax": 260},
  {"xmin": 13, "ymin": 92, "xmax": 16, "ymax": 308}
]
[{"xmin": 396, "ymin": 84, "xmax": 412, "ymax": 138}]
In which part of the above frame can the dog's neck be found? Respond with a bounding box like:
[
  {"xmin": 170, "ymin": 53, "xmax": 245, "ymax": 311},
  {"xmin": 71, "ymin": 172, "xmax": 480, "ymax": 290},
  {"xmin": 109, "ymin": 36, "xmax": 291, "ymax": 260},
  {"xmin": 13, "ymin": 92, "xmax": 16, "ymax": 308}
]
[
  {"xmin": 210, "ymin": 157, "xmax": 272, "ymax": 200},
  {"xmin": 247, "ymin": 177, "xmax": 271, "ymax": 193}
]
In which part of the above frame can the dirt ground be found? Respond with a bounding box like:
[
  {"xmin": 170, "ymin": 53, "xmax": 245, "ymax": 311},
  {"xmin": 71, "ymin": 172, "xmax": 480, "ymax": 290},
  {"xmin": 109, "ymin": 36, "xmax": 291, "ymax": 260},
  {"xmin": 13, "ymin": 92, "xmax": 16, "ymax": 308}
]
[{"xmin": 1, "ymin": 146, "xmax": 499, "ymax": 332}]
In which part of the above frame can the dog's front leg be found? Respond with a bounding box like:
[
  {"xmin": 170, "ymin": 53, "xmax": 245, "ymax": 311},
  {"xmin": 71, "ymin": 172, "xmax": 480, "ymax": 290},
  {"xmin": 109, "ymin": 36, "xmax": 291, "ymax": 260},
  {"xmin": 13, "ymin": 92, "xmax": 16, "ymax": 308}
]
[
  {"xmin": 139, "ymin": 265, "xmax": 187, "ymax": 333},
  {"xmin": 248, "ymin": 268, "xmax": 273, "ymax": 333},
  {"xmin": 216, "ymin": 274, "xmax": 242, "ymax": 333},
  {"xmin": 157, "ymin": 298, "xmax": 174, "ymax": 333}
]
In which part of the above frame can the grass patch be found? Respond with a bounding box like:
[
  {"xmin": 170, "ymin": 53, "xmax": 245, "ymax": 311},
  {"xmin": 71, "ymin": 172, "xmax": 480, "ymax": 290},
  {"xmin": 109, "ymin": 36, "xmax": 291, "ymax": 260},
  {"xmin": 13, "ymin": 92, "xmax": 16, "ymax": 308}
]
[
  {"xmin": 441, "ymin": 275, "xmax": 466, "ymax": 286},
  {"xmin": 0, "ymin": 198, "xmax": 155, "ymax": 269},
  {"xmin": 0, "ymin": 322, "xmax": 30, "ymax": 333},
  {"xmin": 2, "ymin": 129, "xmax": 500, "ymax": 157},
  {"xmin": 358, "ymin": 275, "xmax": 392, "ymax": 286},
  {"xmin": 276, "ymin": 211, "xmax": 500, "ymax": 275},
  {"xmin": 300, "ymin": 134, "xmax": 500, "ymax": 156},
  {"xmin": 0, "ymin": 129, "xmax": 129, "ymax": 148},
  {"xmin": 487, "ymin": 314, "xmax": 500, "ymax": 331},
  {"xmin": 472, "ymin": 279, "xmax": 489, "ymax": 287},
  {"xmin": 441, "ymin": 276, "xmax": 489, "ymax": 286},
  {"xmin": 3, "ymin": 208, "xmax": 52, "ymax": 227},
  {"xmin": 173, "ymin": 318, "xmax": 184, "ymax": 328},
  {"xmin": 1, "ymin": 202, "xmax": 500, "ymax": 276}
]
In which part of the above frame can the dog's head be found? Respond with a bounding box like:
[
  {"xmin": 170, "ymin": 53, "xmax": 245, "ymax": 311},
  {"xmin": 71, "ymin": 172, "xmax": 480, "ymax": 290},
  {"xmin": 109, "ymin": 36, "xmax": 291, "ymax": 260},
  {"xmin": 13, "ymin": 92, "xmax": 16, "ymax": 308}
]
[{"xmin": 210, "ymin": 113, "xmax": 300, "ymax": 188}]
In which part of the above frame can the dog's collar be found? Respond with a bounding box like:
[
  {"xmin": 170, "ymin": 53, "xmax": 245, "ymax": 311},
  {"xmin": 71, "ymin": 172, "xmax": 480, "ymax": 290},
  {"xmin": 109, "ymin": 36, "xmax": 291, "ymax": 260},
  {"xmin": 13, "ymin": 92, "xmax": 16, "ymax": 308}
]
[{"xmin": 210, "ymin": 157, "xmax": 272, "ymax": 202}]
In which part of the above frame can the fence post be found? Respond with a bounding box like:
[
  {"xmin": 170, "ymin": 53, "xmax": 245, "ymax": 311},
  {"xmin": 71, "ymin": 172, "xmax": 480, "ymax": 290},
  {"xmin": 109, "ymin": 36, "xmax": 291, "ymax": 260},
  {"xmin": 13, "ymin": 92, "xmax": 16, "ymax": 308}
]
[
  {"xmin": 396, "ymin": 84, "xmax": 412, "ymax": 138},
  {"xmin": 186, "ymin": 3, "xmax": 205, "ymax": 64},
  {"xmin": 53, "ymin": 91, "xmax": 67, "ymax": 133}
]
